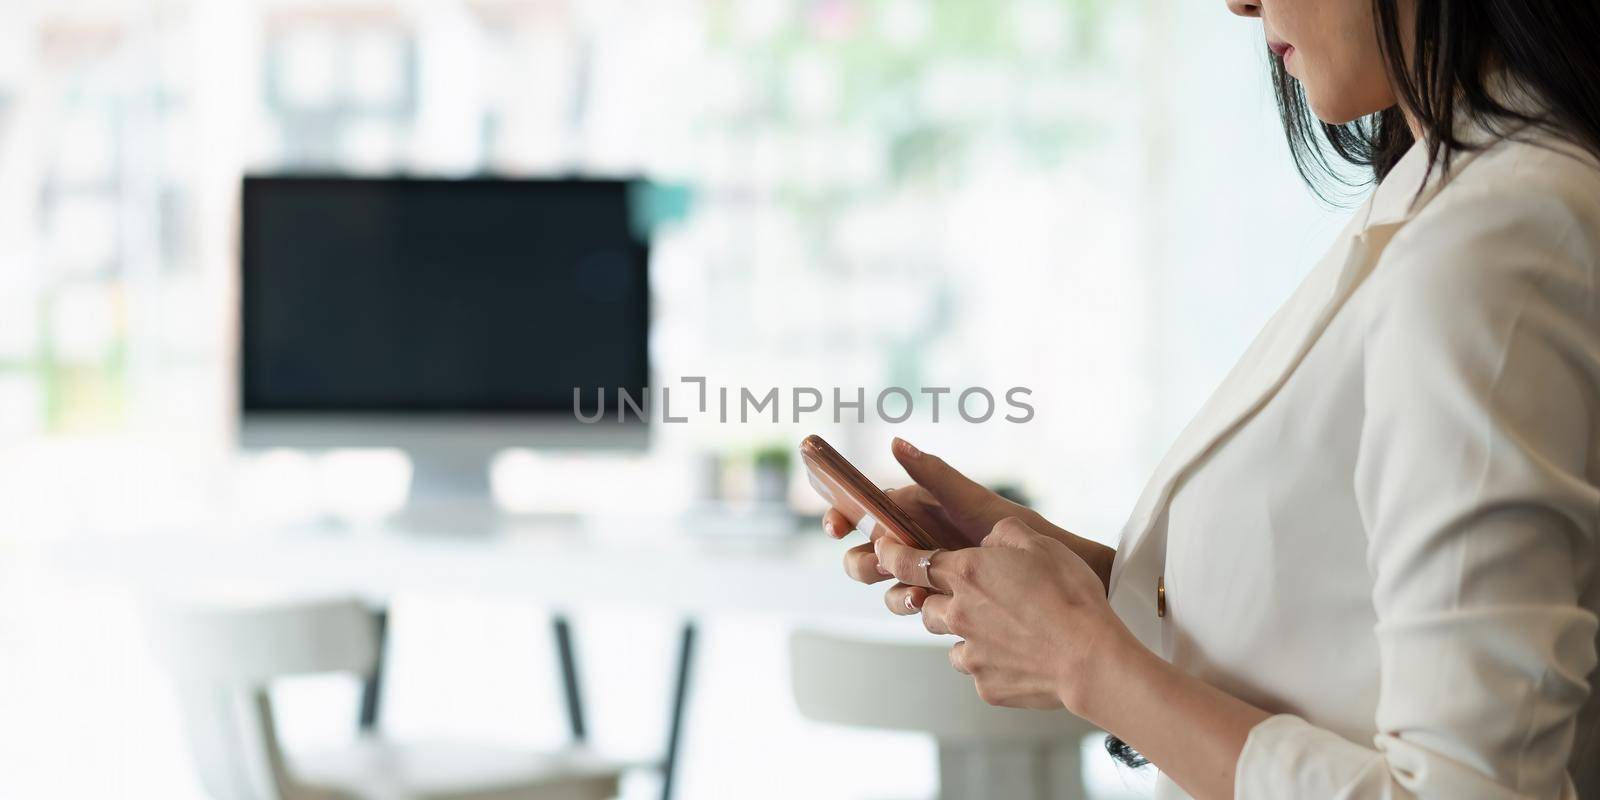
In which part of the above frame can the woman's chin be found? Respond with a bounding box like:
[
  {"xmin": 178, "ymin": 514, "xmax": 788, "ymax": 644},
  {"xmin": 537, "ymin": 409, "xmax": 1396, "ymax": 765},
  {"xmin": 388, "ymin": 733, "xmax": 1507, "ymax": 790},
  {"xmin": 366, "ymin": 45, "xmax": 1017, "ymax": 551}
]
[
  {"xmin": 1306, "ymin": 86, "xmax": 1398, "ymax": 126},
  {"xmin": 1309, "ymin": 104, "xmax": 1370, "ymax": 126}
]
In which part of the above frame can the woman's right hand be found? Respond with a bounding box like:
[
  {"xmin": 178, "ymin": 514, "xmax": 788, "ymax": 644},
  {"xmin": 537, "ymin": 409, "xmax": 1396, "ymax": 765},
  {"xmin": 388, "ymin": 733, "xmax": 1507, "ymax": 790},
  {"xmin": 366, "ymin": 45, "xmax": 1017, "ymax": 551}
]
[{"xmin": 825, "ymin": 438, "xmax": 1116, "ymax": 610}]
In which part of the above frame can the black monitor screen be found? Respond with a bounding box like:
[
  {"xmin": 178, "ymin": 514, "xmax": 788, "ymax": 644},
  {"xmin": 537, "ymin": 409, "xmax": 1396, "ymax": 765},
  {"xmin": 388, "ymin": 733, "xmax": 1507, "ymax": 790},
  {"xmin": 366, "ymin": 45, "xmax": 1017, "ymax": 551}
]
[{"xmin": 241, "ymin": 177, "xmax": 648, "ymax": 414}]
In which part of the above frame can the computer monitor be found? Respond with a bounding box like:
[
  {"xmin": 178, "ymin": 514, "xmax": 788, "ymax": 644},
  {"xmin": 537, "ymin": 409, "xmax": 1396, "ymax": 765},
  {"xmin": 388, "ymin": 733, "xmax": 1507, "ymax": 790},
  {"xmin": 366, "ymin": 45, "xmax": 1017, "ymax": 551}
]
[{"xmin": 239, "ymin": 176, "xmax": 650, "ymax": 506}]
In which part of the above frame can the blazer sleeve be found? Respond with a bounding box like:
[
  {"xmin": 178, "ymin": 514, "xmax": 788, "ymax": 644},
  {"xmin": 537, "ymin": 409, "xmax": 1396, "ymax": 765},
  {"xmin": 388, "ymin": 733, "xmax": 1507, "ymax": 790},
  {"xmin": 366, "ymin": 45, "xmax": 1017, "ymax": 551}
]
[{"xmin": 1234, "ymin": 185, "xmax": 1600, "ymax": 798}]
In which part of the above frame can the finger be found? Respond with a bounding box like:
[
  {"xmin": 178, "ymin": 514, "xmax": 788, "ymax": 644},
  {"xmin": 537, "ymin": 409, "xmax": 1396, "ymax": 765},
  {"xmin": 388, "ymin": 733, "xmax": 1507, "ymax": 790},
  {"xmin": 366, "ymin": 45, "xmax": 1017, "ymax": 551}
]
[
  {"xmin": 872, "ymin": 535, "xmax": 923, "ymax": 586},
  {"xmin": 883, "ymin": 484, "xmax": 937, "ymax": 515},
  {"xmin": 822, "ymin": 508, "xmax": 853, "ymax": 539},
  {"xmin": 981, "ymin": 516, "xmax": 1040, "ymax": 550},
  {"xmin": 920, "ymin": 593, "xmax": 953, "ymax": 635},
  {"xmin": 875, "ymin": 536, "xmax": 965, "ymax": 591},
  {"xmin": 876, "ymin": 534, "xmax": 934, "ymax": 592},
  {"xmin": 882, "ymin": 485, "xmax": 959, "ymax": 539},
  {"xmin": 842, "ymin": 542, "xmax": 893, "ymax": 584},
  {"xmin": 891, "ymin": 438, "xmax": 992, "ymax": 509},
  {"xmin": 883, "ymin": 583, "xmax": 929, "ymax": 616},
  {"xmin": 948, "ymin": 640, "xmax": 973, "ymax": 675}
]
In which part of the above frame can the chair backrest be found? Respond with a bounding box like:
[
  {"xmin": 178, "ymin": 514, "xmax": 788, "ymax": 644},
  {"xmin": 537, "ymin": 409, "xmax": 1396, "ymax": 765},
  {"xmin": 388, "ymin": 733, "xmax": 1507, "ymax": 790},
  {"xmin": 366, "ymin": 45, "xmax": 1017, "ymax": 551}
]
[
  {"xmin": 789, "ymin": 629, "xmax": 1098, "ymax": 743},
  {"xmin": 146, "ymin": 597, "xmax": 378, "ymax": 800}
]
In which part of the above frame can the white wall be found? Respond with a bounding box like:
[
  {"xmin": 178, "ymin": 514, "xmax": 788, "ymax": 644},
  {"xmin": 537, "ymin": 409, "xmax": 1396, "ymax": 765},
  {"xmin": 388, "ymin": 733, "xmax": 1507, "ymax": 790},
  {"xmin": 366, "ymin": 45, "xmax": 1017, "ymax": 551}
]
[{"xmin": 1145, "ymin": 0, "xmax": 1352, "ymax": 452}]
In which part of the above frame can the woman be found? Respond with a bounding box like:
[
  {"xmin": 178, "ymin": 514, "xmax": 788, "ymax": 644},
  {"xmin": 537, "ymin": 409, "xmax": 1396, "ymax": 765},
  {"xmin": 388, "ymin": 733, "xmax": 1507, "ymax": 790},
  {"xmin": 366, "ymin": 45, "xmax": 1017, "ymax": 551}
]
[{"xmin": 824, "ymin": 1, "xmax": 1600, "ymax": 797}]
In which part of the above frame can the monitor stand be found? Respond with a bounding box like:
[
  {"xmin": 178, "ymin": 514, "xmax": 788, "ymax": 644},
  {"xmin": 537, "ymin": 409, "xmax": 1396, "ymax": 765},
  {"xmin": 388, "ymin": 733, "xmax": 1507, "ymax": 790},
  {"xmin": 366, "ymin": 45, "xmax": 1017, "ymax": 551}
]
[
  {"xmin": 389, "ymin": 447, "xmax": 582, "ymax": 535},
  {"xmin": 390, "ymin": 448, "xmax": 505, "ymax": 535}
]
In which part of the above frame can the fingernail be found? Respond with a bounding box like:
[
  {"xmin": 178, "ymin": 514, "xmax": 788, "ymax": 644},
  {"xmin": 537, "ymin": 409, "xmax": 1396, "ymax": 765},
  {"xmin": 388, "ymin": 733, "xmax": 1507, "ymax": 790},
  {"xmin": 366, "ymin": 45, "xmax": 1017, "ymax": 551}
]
[
  {"xmin": 904, "ymin": 594, "xmax": 917, "ymax": 611},
  {"xmin": 894, "ymin": 437, "xmax": 921, "ymax": 459},
  {"xmin": 824, "ymin": 519, "xmax": 837, "ymax": 537}
]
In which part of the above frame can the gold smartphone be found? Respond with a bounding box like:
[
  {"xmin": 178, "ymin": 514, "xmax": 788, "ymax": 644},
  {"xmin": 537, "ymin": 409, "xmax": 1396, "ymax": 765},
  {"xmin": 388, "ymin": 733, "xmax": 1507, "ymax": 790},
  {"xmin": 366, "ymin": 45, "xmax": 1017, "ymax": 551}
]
[{"xmin": 799, "ymin": 434, "xmax": 962, "ymax": 550}]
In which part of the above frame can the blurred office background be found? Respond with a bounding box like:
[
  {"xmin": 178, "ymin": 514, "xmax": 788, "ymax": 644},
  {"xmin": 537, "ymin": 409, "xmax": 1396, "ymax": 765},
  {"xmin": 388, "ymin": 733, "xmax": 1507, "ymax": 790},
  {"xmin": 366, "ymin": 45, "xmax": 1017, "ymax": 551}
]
[{"xmin": 0, "ymin": 1, "xmax": 1346, "ymax": 798}]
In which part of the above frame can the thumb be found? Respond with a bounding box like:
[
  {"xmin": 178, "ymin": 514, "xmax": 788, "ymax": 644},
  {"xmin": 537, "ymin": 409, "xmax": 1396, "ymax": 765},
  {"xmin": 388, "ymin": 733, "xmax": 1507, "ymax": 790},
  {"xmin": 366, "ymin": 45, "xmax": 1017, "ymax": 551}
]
[{"xmin": 891, "ymin": 438, "xmax": 990, "ymax": 506}]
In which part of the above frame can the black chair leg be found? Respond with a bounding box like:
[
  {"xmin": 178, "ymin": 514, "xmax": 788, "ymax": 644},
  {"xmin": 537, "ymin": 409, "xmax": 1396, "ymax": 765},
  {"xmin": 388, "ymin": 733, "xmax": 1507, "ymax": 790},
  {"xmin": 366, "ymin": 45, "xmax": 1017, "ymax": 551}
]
[
  {"xmin": 552, "ymin": 614, "xmax": 588, "ymax": 743},
  {"xmin": 660, "ymin": 621, "xmax": 697, "ymax": 800},
  {"xmin": 359, "ymin": 606, "xmax": 390, "ymax": 731}
]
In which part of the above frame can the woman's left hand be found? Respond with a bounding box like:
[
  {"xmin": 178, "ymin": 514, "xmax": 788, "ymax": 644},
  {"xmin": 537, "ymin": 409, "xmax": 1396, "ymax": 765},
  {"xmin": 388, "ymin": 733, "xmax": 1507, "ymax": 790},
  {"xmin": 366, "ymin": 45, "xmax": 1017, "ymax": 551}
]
[{"xmin": 875, "ymin": 516, "xmax": 1131, "ymax": 713}]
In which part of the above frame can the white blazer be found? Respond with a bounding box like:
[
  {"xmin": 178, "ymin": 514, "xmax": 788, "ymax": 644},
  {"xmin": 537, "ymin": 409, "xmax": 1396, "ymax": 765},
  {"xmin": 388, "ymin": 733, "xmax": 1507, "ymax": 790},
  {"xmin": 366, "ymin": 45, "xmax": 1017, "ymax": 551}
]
[{"xmin": 1107, "ymin": 119, "xmax": 1600, "ymax": 798}]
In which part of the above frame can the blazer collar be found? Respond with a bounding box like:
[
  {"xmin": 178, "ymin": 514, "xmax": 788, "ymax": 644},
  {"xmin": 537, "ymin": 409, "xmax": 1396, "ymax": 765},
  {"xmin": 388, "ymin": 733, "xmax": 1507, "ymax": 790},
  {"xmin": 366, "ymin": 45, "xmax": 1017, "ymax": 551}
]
[
  {"xmin": 1363, "ymin": 129, "xmax": 1499, "ymax": 229},
  {"xmin": 1107, "ymin": 127, "xmax": 1503, "ymax": 607},
  {"xmin": 1366, "ymin": 72, "xmax": 1543, "ymax": 228},
  {"xmin": 1107, "ymin": 206, "xmax": 1379, "ymax": 610},
  {"xmin": 1363, "ymin": 138, "xmax": 1435, "ymax": 229}
]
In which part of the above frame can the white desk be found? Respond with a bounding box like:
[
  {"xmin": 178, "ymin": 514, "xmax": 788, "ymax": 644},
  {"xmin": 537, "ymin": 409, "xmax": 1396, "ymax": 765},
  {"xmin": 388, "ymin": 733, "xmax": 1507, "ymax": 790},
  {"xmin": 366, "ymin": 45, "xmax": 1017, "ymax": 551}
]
[
  {"xmin": 36, "ymin": 513, "xmax": 915, "ymax": 800},
  {"xmin": 40, "ymin": 514, "xmax": 894, "ymax": 621}
]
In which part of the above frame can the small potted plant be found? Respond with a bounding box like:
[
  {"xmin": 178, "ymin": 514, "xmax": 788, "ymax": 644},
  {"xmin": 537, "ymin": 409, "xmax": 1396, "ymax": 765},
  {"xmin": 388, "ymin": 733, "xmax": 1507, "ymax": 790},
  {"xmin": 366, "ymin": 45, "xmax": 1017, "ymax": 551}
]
[{"xmin": 752, "ymin": 444, "xmax": 792, "ymax": 507}]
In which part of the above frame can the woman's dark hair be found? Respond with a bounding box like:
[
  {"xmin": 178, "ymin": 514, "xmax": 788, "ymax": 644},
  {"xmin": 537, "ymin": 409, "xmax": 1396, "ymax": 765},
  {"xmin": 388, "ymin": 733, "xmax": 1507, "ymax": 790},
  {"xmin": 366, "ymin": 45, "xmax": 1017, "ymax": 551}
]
[
  {"xmin": 1104, "ymin": 0, "xmax": 1600, "ymax": 770},
  {"xmin": 1276, "ymin": 0, "xmax": 1600, "ymax": 203}
]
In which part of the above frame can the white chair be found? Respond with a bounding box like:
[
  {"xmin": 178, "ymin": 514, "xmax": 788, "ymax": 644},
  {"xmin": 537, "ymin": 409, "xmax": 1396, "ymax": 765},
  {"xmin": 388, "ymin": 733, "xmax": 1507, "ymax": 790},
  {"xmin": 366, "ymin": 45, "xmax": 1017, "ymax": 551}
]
[
  {"xmin": 146, "ymin": 597, "xmax": 626, "ymax": 800},
  {"xmin": 790, "ymin": 629, "xmax": 1103, "ymax": 800}
]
